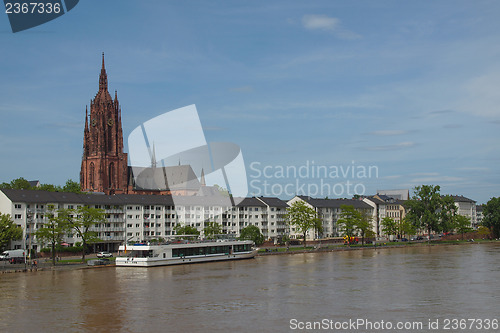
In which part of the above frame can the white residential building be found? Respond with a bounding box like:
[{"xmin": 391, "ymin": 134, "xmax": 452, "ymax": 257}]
[
  {"xmin": 0, "ymin": 189, "xmax": 289, "ymax": 251},
  {"xmin": 288, "ymin": 196, "xmax": 374, "ymax": 240},
  {"xmin": 451, "ymin": 195, "xmax": 477, "ymax": 227},
  {"xmin": 363, "ymin": 195, "xmax": 407, "ymax": 238}
]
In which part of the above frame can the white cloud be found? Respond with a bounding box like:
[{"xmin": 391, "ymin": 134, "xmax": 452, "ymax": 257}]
[
  {"xmin": 369, "ymin": 130, "xmax": 411, "ymax": 136},
  {"xmin": 411, "ymin": 172, "xmax": 439, "ymax": 177},
  {"xmin": 302, "ymin": 14, "xmax": 340, "ymax": 31},
  {"xmin": 457, "ymin": 69, "xmax": 500, "ymax": 118},
  {"xmin": 364, "ymin": 141, "xmax": 416, "ymax": 151},
  {"xmin": 411, "ymin": 176, "xmax": 465, "ymax": 183},
  {"xmin": 382, "ymin": 175, "xmax": 402, "ymax": 180},
  {"xmin": 456, "ymin": 167, "xmax": 490, "ymax": 172},
  {"xmin": 301, "ymin": 14, "xmax": 361, "ymax": 39}
]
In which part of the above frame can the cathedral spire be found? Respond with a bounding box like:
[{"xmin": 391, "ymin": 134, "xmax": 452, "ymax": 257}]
[
  {"xmin": 84, "ymin": 106, "xmax": 88, "ymax": 132},
  {"xmin": 81, "ymin": 54, "xmax": 127, "ymax": 195},
  {"xmin": 200, "ymin": 168, "xmax": 206, "ymax": 186},
  {"xmin": 99, "ymin": 52, "xmax": 108, "ymax": 91},
  {"xmin": 151, "ymin": 142, "xmax": 157, "ymax": 168}
]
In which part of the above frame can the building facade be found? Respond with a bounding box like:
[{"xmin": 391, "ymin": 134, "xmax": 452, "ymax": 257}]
[
  {"xmin": 80, "ymin": 54, "xmax": 128, "ymax": 195},
  {"xmin": 363, "ymin": 194, "xmax": 407, "ymax": 238},
  {"xmin": 0, "ymin": 189, "xmax": 289, "ymax": 252},
  {"xmin": 451, "ymin": 195, "xmax": 477, "ymax": 227},
  {"xmin": 79, "ymin": 54, "xmax": 203, "ymax": 196},
  {"xmin": 287, "ymin": 196, "xmax": 374, "ymax": 240}
]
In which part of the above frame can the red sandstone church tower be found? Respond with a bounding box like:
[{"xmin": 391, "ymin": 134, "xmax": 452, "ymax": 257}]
[{"xmin": 80, "ymin": 54, "xmax": 128, "ymax": 194}]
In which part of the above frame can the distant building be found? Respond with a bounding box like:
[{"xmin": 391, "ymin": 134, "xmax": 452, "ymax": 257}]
[
  {"xmin": 288, "ymin": 196, "xmax": 373, "ymax": 240},
  {"xmin": 80, "ymin": 54, "xmax": 201, "ymax": 196},
  {"xmin": 255, "ymin": 197, "xmax": 289, "ymax": 241},
  {"xmin": 451, "ymin": 195, "xmax": 477, "ymax": 227},
  {"xmin": 476, "ymin": 204, "xmax": 484, "ymax": 227},
  {"xmin": 0, "ymin": 189, "xmax": 288, "ymax": 251},
  {"xmin": 28, "ymin": 180, "xmax": 40, "ymax": 188},
  {"xmin": 376, "ymin": 189, "xmax": 409, "ymax": 201},
  {"xmin": 363, "ymin": 195, "xmax": 406, "ymax": 238}
]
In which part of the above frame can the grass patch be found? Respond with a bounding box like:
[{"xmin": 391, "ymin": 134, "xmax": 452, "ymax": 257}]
[
  {"xmin": 259, "ymin": 246, "xmax": 317, "ymax": 253},
  {"xmin": 57, "ymin": 257, "xmax": 116, "ymax": 264}
]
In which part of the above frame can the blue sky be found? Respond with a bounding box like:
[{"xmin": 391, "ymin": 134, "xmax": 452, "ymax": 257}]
[{"xmin": 1, "ymin": 0, "xmax": 499, "ymax": 203}]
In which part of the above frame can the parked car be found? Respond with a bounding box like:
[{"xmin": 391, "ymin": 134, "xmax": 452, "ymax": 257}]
[
  {"xmin": 1, "ymin": 250, "xmax": 26, "ymax": 263},
  {"xmin": 96, "ymin": 251, "xmax": 113, "ymax": 258},
  {"xmin": 9, "ymin": 257, "xmax": 25, "ymax": 264},
  {"xmin": 400, "ymin": 238, "xmax": 408, "ymax": 242}
]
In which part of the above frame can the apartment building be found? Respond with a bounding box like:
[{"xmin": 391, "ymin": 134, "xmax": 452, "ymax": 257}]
[
  {"xmin": 451, "ymin": 195, "xmax": 477, "ymax": 227},
  {"xmin": 0, "ymin": 189, "xmax": 289, "ymax": 251},
  {"xmin": 363, "ymin": 194, "xmax": 407, "ymax": 237},
  {"xmin": 287, "ymin": 196, "xmax": 374, "ymax": 240}
]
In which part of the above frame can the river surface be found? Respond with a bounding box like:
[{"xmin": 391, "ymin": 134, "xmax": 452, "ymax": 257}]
[{"xmin": 1, "ymin": 243, "xmax": 499, "ymax": 332}]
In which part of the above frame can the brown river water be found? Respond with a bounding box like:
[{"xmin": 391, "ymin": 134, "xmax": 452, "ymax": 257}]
[{"xmin": 1, "ymin": 243, "xmax": 499, "ymax": 332}]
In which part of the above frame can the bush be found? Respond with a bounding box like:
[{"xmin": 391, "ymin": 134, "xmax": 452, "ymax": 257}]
[{"xmin": 40, "ymin": 245, "xmax": 83, "ymax": 253}]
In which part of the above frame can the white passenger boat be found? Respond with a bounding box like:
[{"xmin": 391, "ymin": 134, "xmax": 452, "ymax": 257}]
[{"xmin": 116, "ymin": 237, "xmax": 258, "ymax": 267}]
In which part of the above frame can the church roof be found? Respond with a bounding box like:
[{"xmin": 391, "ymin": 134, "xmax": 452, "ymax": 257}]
[
  {"xmin": 1, "ymin": 189, "xmax": 176, "ymax": 206},
  {"xmin": 450, "ymin": 195, "xmax": 476, "ymax": 203},
  {"xmin": 256, "ymin": 196, "xmax": 289, "ymax": 207},
  {"xmin": 296, "ymin": 195, "xmax": 371, "ymax": 209},
  {"xmin": 236, "ymin": 197, "xmax": 267, "ymax": 207},
  {"xmin": 130, "ymin": 165, "xmax": 201, "ymax": 191}
]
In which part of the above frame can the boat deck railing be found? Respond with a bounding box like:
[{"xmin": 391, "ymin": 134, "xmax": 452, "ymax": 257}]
[{"xmin": 125, "ymin": 236, "xmax": 251, "ymax": 247}]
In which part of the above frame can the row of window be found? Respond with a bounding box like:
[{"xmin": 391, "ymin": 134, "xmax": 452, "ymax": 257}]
[
  {"xmin": 171, "ymin": 244, "xmax": 252, "ymax": 258},
  {"xmin": 14, "ymin": 203, "xmax": 286, "ymax": 214}
]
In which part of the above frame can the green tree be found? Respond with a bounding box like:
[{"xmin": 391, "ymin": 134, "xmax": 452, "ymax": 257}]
[
  {"xmin": 380, "ymin": 217, "xmax": 398, "ymax": 239},
  {"xmin": 203, "ymin": 222, "xmax": 223, "ymax": 239},
  {"xmin": 239, "ymin": 225, "xmax": 265, "ymax": 245},
  {"xmin": 62, "ymin": 179, "xmax": 81, "ymax": 193},
  {"xmin": 285, "ymin": 200, "xmax": 321, "ymax": 248},
  {"xmin": 399, "ymin": 217, "xmax": 417, "ymax": 238},
  {"xmin": 313, "ymin": 217, "xmax": 324, "ymax": 239},
  {"xmin": 70, "ymin": 206, "xmax": 106, "ymax": 262},
  {"xmin": 0, "ymin": 213, "xmax": 23, "ymax": 251},
  {"xmin": 405, "ymin": 185, "xmax": 452, "ymax": 241},
  {"xmin": 476, "ymin": 226, "xmax": 491, "ymax": 238},
  {"xmin": 213, "ymin": 184, "xmax": 230, "ymax": 197},
  {"xmin": 356, "ymin": 210, "xmax": 373, "ymax": 246},
  {"xmin": 454, "ymin": 215, "xmax": 473, "ymax": 240},
  {"xmin": 37, "ymin": 183, "xmax": 61, "ymax": 192},
  {"xmin": 440, "ymin": 195, "xmax": 457, "ymax": 233},
  {"xmin": 482, "ymin": 197, "xmax": 500, "ymax": 238},
  {"xmin": 174, "ymin": 225, "xmax": 200, "ymax": 237},
  {"xmin": 0, "ymin": 182, "xmax": 12, "ymax": 189},
  {"xmin": 9, "ymin": 177, "xmax": 32, "ymax": 190},
  {"xmin": 336, "ymin": 205, "xmax": 360, "ymax": 243},
  {"xmin": 33, "ymin": 205, "xmax": 70, "ymax": 266}
]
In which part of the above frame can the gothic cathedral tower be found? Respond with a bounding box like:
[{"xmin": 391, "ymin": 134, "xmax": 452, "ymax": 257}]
[{"xmin": 80, "ymin": 54, "xmax": 128, "ymax": 194}]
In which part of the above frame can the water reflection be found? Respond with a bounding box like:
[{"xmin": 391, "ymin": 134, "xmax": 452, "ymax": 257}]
[{"xmin": 0, "ymin": 243, "xmax": 499, "ymax": 332}]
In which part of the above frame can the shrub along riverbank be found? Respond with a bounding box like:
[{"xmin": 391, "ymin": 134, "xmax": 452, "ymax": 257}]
[{"xmin": 257, "ymin": 238, "xmax": 499, "ymax": 256}]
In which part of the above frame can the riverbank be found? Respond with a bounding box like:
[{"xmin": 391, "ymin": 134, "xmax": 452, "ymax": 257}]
[
  {"xmin": 257, "ymin": 238, "xmax": 499, "ymax": 256},
  {"xmin": 2, "ymin": 239, "xmax": 497, "ymax": 274},
  {"xmin": 0, "ymin": 255, "xmax": 113, "ymax": 274}
]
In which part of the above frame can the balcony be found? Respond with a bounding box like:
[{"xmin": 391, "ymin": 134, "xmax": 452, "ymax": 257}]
[{"xmin": 93, "ymin": 227, "xmax": 126, "ymax": 232}]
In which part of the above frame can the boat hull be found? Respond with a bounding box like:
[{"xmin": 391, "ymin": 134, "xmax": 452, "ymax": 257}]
[{"xmin": 116, "ymin": 250, "xmax": 257, "ymax": 267}]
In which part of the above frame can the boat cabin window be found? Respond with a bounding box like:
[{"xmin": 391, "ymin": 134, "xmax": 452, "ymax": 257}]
[
  {"xmin": 172, "ymin": 245, "xmax": 231, "ymax": 258},
  {"xmin": 233, "ymin": 244, "xmax": 252, "ymax": 252}
]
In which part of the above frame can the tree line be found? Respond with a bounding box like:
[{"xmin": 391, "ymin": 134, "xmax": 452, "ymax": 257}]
[
  {"xmin": 285, "ymin": 185, "xmax": 500, "ymax": 247},
  {"xmin": 173, "ymin": 222, "xmax": 265, "ymax": 246},
  {"xmin": 0, "ymin": 177, "xmax": 81, "ymax": 193},
  {"xmin": 0, "ymin": 206, "xmax": 106, "ymax": 265},
  {"xmin": 2, "ymin": 183, "xmax": 499, "ymax": 256}
]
